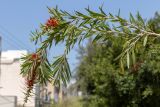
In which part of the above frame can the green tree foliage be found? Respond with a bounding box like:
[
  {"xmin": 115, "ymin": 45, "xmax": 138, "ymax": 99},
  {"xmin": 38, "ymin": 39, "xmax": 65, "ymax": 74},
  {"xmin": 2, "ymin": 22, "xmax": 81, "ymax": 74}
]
[
  {"xmin": 20, "ymin": 7, "xmax": 160, "ymax": 103},
  {"xmin": 75, "ymin": 37, "xmax": 160, "ymax": 107}
]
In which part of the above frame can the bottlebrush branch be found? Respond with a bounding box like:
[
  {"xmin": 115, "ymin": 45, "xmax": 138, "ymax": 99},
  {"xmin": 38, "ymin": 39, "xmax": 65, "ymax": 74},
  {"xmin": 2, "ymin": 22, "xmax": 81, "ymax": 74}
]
[{"xmin": 21, "ymin": 6, "xmax": 160, "ymax": 103}]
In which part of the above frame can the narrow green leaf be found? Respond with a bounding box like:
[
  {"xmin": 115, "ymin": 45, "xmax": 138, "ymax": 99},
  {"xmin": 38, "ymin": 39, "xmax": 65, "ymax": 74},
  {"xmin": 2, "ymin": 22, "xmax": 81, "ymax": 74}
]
[
  {"xmin": 52, "ymin": 66, "xmax": 59, "ymax": 77},
  {"xmin": 85, "ymin": 7, "xmax": 106, "ymax": 17},
  {"xmin": 75, "ymin": 11, "xmax": 90, "ymax": 19},
  {"xmin": 120, "ymin": 59, "xmax": 124, "ymax": 74},
  {"xmin": 136, "ymin": 12, "xmax": 145, "ymax": 26},
  {"xmin": 93, "ymin": 34, "xmax": 102, "ymax": 43},
  {"xmin": 118, "ymin": 9, "xmax": 121, "ymax": 17},
  {"xmin": 143, "ymin": 35, "xmax": 148, "ymax": 46},
  {"xmin": 63, "ymin": 25, "xmax": 74, "ymax": 37},
  {"xmin": 78, "ymin": 19, "xmax": 90, "ymax": 27},
  {"xmin": 132, "ymin": 49, "xmax": 136, "ymax": 65},
  {"xmin": 64, "ymin": 56, "xmax": 71, "ymax": 77},
  {"xmin": 99, "ymin": 6, "xmax": 106, "ymax": 15},
  {"xmin": 109, "ymin": 13, "xmax": 114, "ymax": 18},
  {"xmin": 127, "ymin": 51, "xmax": 130, "ymax": 68},
  {"xmin": 130, "ymin": 13, "xmax": 135, "ymax": 24},
  {"xmin": 48, "ymin": 7, "xmax": 59, "ymax": 18}
]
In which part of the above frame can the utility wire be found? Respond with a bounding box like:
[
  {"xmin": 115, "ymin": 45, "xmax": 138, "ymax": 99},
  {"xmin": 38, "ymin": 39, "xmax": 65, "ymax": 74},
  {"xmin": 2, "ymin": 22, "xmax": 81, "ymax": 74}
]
[
  {"xmin": 0, "ymin": 25, "xmax": 34, "ymax": 52},
  {"xmin": 0, "ymin": 25, "xmax": 31, "ymax": 50},
  {"xmin": 0, "ymin": 31, "xmax": 31, "ymax": 51},
  {"xmin": 0, "ymin": 33, "xmax": 23, "ymax": 50}
]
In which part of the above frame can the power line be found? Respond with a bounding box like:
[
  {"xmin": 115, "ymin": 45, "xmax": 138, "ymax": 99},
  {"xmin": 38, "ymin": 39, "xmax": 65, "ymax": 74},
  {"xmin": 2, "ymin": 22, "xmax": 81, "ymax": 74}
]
[
  {"xmin": 0, "ymin": 25, "xmax": 31, "ymax": 50},
  {"xmin": 0, "ymin": 31, "xmax": 32, "ymax": 51},
  {"xmin": 0, "ymin": 33, "xmax": 24, "ymax": 50},
  {"xmin": 0, "ymin": 25, "xmax": 34, "ymax": 52}
]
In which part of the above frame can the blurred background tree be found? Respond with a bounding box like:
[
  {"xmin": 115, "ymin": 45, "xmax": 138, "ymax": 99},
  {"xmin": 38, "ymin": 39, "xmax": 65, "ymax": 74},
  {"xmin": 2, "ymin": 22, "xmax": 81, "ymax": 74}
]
[{"xmin": 74, "ymin": 12, "xmax": 160, "ymax": 107}]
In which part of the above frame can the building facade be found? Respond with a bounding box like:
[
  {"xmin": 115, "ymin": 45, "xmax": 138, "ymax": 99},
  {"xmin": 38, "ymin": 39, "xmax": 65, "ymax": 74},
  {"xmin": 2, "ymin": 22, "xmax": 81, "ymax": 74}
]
[
  {"xmin": 0, "ymin": 50, "xmax": 35, "ymax": 107},
  {"xmin": 0, "ymin": 50, "xmax": 67, "ymax": 107}
]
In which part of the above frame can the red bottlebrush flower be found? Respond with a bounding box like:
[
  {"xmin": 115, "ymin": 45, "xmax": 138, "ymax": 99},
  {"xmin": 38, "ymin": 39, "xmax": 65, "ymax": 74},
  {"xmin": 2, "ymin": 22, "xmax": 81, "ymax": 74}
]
[
  {"xmin": 31, "ymin": 53, "xmax": 38, "ymax": 60},
  {"xmin": 24, "ymin": 71, "xmax": 37, "ymax": 103},
  {"xmin": 27, "ymin": 80, "xmax": 33, "ymax": 87},
  {"xmin": 131, "ymin": 60, "xmax": 144, "ymax": 73},
  {"xmin": 45, "ymin": 18, "xmax": 59, "ymax": 28},
  {"xmin": 23, "ymin": 61, "xmax": 39, "ymax": 104}
]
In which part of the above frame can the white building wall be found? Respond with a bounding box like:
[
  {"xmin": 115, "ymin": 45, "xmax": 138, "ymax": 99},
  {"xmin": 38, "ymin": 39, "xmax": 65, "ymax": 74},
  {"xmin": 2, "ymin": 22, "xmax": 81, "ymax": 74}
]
[{"xmin": 0, "ymin": 50, "xmax": 35, "ymax": 107}]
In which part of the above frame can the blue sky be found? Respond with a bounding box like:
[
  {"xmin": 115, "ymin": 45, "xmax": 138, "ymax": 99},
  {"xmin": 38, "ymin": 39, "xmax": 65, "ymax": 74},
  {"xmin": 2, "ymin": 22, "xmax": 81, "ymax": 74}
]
[{"xmin": 0, "ymin": 0, "xmax": 160, "ymax": 71}]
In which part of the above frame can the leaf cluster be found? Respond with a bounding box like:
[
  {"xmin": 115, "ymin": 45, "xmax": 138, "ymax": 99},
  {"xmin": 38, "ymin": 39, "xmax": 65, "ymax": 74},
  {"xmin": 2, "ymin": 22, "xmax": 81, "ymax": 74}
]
[{"xmin": 21, "ymin": 6, "xmax": 160, "ymax": 103}]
